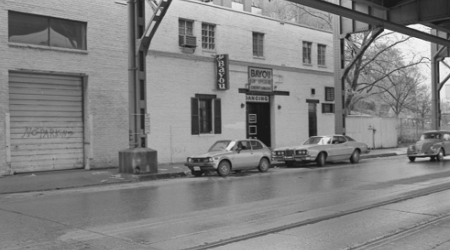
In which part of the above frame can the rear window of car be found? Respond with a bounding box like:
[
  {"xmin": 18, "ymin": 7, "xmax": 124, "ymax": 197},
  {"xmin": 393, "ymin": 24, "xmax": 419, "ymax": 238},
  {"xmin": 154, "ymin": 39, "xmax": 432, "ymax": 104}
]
[
  {"xmin": 344, "ymin": 136, "xmax": 355, "ymax": 141},
  {"xmin": 251, "ymin": 140, "xmax": 263, "ymax": 149},
  {"xmin": 420, "ymin": 133, "xmax": 442, "ymax": 140}
]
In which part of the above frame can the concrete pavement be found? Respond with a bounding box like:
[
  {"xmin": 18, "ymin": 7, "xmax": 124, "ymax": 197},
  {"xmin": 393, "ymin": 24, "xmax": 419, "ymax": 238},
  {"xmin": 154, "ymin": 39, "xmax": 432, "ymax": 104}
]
[{"xmin": 0, "ymin": 147, "xmax": 407, "ymax": 194}]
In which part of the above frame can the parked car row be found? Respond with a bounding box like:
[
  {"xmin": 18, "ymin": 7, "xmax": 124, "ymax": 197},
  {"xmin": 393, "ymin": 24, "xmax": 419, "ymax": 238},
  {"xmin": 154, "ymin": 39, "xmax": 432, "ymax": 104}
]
[
  {"xmin": 184, "ymin": 130, "xmax": 450, "ymax": 177},
  {"xmin": 184, "ymin": 135, "xmax": 371, "ymax": 177}
]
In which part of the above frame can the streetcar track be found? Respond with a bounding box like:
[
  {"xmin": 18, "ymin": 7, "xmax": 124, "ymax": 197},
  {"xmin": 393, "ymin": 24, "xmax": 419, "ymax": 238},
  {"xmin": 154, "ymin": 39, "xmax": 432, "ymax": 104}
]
[
  {"xmin": 184, "ymin": 182, "xmax": 450, "ymax": 250},
  {"xmin": 347, "ymin": 212, "xmax": 450, "ymax": 249}
]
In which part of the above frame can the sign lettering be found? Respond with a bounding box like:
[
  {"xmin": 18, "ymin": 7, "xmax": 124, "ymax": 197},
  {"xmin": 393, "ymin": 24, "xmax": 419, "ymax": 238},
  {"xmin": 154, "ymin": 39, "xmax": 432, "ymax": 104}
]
[
  {"xmin": 216, "ymin": 54, "xmax": 229, "ymax": 90},
  {"xmin": 248, "ymin": 67, "xmax": 273, "ymax": 92},
  {"xmin": 246, "ymin": 95, "xmax": 270, "ymax": 103}
]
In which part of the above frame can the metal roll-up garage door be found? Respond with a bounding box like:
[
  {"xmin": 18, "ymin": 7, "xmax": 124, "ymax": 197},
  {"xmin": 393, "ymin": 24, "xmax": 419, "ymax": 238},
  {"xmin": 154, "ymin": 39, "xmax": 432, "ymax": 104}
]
[{"xmin": 9, "ymin": 72, "xmax": 84, "ymax": 173}]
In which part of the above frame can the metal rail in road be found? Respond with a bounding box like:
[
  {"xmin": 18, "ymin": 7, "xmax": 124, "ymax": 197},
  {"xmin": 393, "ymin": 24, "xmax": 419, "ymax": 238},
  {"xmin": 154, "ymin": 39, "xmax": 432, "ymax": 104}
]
[{"xmin": 184, "ymin": 181, "xmax": 450, "ymax": 250}]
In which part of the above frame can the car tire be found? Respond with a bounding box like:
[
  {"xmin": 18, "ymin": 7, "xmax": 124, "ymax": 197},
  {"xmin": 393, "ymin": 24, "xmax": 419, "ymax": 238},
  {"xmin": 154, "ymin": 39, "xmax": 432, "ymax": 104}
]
[
  {"xmin": 192, "ymin": 171, "xmax": 203, "ymax": 177},
  {"xmin": 409, "ymin": 157, "xmax": 416, "ymax": 162},
  {"xmin": 350, "ymin": 150, "xmax": 360, "ymax": 164},
  {"xmin": 285, "ymin": 162, "xmax": 295, "ymax": 168},
  {"xmin": 258, "ymin": 158, "xmax": 270, "ymax": 172},
  {"xmin": 217, "ymin": 161, "xmax": 231, "ymax": 177},
  {"xmin": 316, "ymin": 153, "xmax": 326, "ymax": 167},
  {"xmin": 436, "ymin": 149, "xmax": 444, "ymax": 162}
]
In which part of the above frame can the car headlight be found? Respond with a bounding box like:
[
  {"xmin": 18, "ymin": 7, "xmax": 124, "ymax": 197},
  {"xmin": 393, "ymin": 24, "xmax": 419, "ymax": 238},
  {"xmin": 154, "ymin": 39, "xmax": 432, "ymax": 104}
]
[
  {"xmin": 274, "ymin": 151, "xmax": 284, "ymax": 156},
  {"xmin": 206, "ymin": 157, "xmax": 214, "ymax": 162},
  {"xmin": 187, "ymin": 157, "xmax": 193, "ymax": 163},
  {"xmin": 296, "ymin": 150, "xmax": 308, "ymax": 155},
  {"xmin": 408, "ymin": 145, "xmax": 415, "ymax": 151}
]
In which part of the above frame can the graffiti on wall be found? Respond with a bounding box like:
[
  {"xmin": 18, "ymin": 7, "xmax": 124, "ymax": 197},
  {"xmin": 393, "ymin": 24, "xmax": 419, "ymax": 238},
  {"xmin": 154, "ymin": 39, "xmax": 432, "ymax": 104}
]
[{"xmin": 22, "ymin": 127, "xmax": 75, "ymax": 139}]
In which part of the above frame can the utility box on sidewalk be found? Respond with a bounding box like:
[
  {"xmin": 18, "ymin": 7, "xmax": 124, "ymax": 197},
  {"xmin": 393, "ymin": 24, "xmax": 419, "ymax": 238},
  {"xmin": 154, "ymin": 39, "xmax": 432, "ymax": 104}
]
[{"xmin": 119, "ymin": 148, "xmax": 158, "ymax": 174}]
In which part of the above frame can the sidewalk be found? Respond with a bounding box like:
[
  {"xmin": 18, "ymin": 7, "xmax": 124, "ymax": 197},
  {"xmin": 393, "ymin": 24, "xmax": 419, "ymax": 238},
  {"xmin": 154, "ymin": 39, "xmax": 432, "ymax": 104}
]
[{"xmin": 0, "ymin": 147, "xmax": 407, "ymax": 194}]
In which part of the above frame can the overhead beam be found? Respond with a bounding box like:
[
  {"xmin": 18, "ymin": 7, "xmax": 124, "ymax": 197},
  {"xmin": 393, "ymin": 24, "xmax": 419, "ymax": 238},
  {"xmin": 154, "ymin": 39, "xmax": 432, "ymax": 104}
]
[{"xmin": 286, "ymin": 0, "xmax": 450, "ymax": 47}]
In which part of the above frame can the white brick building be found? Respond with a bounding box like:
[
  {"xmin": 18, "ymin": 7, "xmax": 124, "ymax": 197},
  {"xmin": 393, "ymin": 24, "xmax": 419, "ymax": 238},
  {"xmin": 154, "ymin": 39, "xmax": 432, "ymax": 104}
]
[
  {"xmin": 0, "ymin": 0, "xmax": 335, "ymax": 174},
  {"xmin": 146, "ymin": 0, "xmax": 335, "ymax": 163}
]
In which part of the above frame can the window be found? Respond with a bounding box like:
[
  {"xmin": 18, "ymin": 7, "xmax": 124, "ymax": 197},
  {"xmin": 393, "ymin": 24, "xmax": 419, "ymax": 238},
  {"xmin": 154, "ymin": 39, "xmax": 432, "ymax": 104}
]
[
  {"xmin": 201, "ymin": 23, "xmax": 215, "ymax": 50},
  {"xmin": 179, "ymin": 19, "xmax": 193, "ymax": 36},
  {"xmin": 322, "ymin": 103, "xmax": 335, "ymax": 113},
  {"xmin": 191, "ymin": 94, "xmax": 221, "ymax": 135},
  {"xmin": 318, "ymin": 44, "xmax": 326, "ymax": 66},
  {"xmin": 253, "ymin": 32, "xmax": 264, "ymax": 57},
  {"xmin": 325, "ymin": 87, "xmax": 335, "ymax": 101},
  {"xmin": 303, "ymin": 41, "xmax": 312, "ymax": 64},
  {"xmin": 8, "ymin": 11, "xmax": 86, "ymax": 50}
]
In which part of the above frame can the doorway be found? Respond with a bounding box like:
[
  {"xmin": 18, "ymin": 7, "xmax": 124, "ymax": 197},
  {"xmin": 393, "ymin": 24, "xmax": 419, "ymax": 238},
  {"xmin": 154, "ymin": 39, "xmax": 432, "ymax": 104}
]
[
  {"xmin": 308, "ymin": 102, "xmax": 317, "ymax": 137},
  {"xmin": 246, "ymin": 102, "xmax": 271, "ymax": 147}
]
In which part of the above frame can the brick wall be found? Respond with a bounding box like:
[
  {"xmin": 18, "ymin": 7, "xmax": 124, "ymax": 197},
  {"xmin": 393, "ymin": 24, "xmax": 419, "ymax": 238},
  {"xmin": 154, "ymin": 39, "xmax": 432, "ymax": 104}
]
[{"xmin": 0, "ymin": 0, "xmax": 129, "ymax": 172}]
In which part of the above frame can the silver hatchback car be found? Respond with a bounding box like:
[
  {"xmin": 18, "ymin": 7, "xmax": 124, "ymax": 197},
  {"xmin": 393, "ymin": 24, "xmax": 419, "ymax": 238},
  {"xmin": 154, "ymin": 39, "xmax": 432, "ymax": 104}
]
[{"xmin": 185, "ymin": 139, "xmax": 272, "ymax": 177}]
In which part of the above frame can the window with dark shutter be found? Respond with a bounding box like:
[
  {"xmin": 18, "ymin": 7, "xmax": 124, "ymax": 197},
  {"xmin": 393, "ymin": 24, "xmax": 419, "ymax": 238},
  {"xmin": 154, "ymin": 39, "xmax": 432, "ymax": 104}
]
[
  {"xmin": 191, "ymin": 98, "xmax": 199, "ymax": 135},
  {"xmin": 214, "ymin": 99, "xmax": 222, "ymax": 134},
  {"xmin": 191, "ymin": 94, "xmax": 221, "ymax": 135}
]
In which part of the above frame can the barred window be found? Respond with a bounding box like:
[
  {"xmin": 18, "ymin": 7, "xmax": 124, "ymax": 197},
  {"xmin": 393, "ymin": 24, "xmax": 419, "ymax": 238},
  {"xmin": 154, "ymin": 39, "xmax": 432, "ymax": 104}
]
[
  {"xmin": 253, "ymin": 32, "xmax": 264, "ymax": 57},
  {"xmin": 325, "ymin": 87, "xmax": 335, "ymax": 101},
  {"xmin": 303, "ymin": 41, "xmax": 312, "ymax": 64},
  {"xmin": 318, "ymin": 44, "xmax": 326, "ymax": 66},
  {"xmin": 201, "ymin": 23, "xmax": 215, "ymax": 50}
]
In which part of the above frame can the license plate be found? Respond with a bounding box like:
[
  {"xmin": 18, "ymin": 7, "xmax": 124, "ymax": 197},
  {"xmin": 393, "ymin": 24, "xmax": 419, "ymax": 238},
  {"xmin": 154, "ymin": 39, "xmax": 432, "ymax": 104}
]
[{"xmin": 193, "ymin": 166, "xmax": 201, "ymax": 171}]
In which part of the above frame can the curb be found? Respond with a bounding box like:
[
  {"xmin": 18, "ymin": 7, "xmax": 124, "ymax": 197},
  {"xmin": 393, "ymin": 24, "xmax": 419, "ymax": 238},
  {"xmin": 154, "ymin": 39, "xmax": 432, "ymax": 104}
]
[
  {"xmin": 131, "ymin": 171, "xmax": 189, "ymax": 181},
  {"xmin": 361, "ymin": 153, "xmax": 398, "ymax": 159}
]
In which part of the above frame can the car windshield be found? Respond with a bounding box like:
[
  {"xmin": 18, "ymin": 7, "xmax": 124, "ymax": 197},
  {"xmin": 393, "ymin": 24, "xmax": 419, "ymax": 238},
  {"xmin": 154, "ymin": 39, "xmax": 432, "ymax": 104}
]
[
  {"xmin": 208, "ymin": 140, "xmax": 235, "ymax": 152},
  {"xmin": 420, "ymin": 133, "xmax": 442, "ymax": 140},
  {"xmin": 303, "ymin": 136, "xmax": 331, "ymax": 145}
]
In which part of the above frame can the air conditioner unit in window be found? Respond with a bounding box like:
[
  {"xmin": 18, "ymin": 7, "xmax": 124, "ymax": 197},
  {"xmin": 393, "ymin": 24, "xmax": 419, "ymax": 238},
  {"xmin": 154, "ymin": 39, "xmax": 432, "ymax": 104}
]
[{"xmin": 179, "ymin": 35, "xmax": 197, "ymax": 48}]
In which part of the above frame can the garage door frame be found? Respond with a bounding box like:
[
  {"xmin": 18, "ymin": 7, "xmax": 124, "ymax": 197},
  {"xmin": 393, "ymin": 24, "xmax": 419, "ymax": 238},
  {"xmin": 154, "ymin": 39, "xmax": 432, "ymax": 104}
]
[{"xmin": 6, "ymin": 70, "xmax": 91, "ymax": 173}]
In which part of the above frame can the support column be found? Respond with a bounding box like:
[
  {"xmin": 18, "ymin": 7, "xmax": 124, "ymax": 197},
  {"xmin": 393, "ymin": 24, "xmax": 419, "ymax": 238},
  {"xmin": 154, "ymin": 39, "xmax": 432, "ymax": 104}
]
[
  {"xmin": 333, "ymin": 1, "xmax": 345, "ymax": 134},
  {"xmin": 119, "ymin": 0, "xmax": 157, "ymax": 174}
]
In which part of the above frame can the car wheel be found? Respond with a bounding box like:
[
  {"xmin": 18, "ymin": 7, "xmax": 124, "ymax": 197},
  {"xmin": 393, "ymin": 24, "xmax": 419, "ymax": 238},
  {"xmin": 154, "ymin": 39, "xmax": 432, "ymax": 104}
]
[
  {"xmin": 408, "ymin": 157, "xmax": 416, "ymax": 162},
  {"xmin": 258, "ymin": 158, "xmax": 270, "ymax": 172},
  {"xmin": 192, "ymin": 171, "xmax": 203, "ymax": 177},
  {"xmin": 436, "ymin": 149, "xmax": 444, "ymax": 162},
  {"xmin": 316, "ymin": 153, "xmax": 326, "ymax": 167},
  {"xmin": 217, "ymin": 161, "xmax": 231, "ymax": 177},
  {"xmin": 350, "ymin": 150, "xmax": 360, "ymax": 164},
  {"xmin": 285, "ymin": 162, "xmax": 295, "ymax": 168}
]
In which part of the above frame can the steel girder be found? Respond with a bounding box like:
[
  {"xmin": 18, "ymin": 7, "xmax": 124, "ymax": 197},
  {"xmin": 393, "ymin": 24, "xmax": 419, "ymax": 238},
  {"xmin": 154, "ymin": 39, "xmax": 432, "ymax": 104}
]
[{"xmin": 285, "ymin": 0, "xmax": 450, "ymax": 133}]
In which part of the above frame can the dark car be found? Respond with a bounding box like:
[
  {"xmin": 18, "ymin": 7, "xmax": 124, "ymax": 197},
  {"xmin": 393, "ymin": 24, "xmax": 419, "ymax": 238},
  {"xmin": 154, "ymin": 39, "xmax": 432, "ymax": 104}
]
[{"xmin": 407, "ymin": 130, "xmax": 450, "ymax": 162}]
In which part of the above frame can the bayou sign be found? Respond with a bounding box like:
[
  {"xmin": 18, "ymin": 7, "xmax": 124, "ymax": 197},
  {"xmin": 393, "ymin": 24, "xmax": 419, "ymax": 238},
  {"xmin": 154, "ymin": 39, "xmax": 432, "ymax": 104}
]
[{"xmin": 248, "ymin": 66, "xmax": 273, "ymax": 92}]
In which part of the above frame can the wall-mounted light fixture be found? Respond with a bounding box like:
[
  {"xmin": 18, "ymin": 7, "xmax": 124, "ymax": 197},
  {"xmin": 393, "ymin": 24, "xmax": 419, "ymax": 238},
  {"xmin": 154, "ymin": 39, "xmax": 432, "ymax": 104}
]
[
  {"xmin": 241, "ymin": 103, "xmax": 245, "ymax": 108},
  {"xmin": 278, "ymin": 105, "xmax": 282, "ymax": 110}
]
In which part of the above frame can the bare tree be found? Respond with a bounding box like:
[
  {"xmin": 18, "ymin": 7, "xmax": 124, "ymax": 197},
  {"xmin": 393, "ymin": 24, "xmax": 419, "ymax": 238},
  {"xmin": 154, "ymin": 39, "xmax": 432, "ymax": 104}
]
[
  {"xmin": 264, "ymin": 0, "xmax": 333, "ymax": 30},
  {"xmin": 343, "ymin": 31, "xmax": 429, "ymax": 115}
]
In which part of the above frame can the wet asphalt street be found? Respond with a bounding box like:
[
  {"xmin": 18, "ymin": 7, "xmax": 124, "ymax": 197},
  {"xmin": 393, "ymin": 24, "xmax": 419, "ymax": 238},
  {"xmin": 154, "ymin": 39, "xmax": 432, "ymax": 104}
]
[{"xmin": 2, "ymin": 155, "xmax": 450, "ymax": 249}]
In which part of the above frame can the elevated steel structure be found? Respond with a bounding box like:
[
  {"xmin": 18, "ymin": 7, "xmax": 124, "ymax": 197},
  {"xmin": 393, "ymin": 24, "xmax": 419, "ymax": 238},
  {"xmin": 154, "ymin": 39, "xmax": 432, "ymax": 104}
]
[{"xmin": 286, "ymin": 0, "xmax": 450, "ymax": 133}]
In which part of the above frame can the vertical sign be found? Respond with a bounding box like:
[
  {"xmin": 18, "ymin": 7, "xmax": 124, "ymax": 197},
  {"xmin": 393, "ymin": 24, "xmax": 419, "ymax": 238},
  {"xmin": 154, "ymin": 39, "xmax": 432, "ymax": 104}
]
[
  {"xmin": 248, "ymin": 66, "xmax": 273, "ymax": 92},
  {"xmin": 216, "ymin": 54, "xmax": 229, "ymax": 90}
]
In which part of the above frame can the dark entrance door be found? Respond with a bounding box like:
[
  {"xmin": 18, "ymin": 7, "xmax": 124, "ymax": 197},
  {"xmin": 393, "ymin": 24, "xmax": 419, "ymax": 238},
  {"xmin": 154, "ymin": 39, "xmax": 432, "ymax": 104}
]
[
  {"xmin": 308, "ymin": 103, "xmax": 317, "ymax": 137},
  {"xmin": 246, "ymin": 102, "xmax": 271, "ymax": 147}
]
